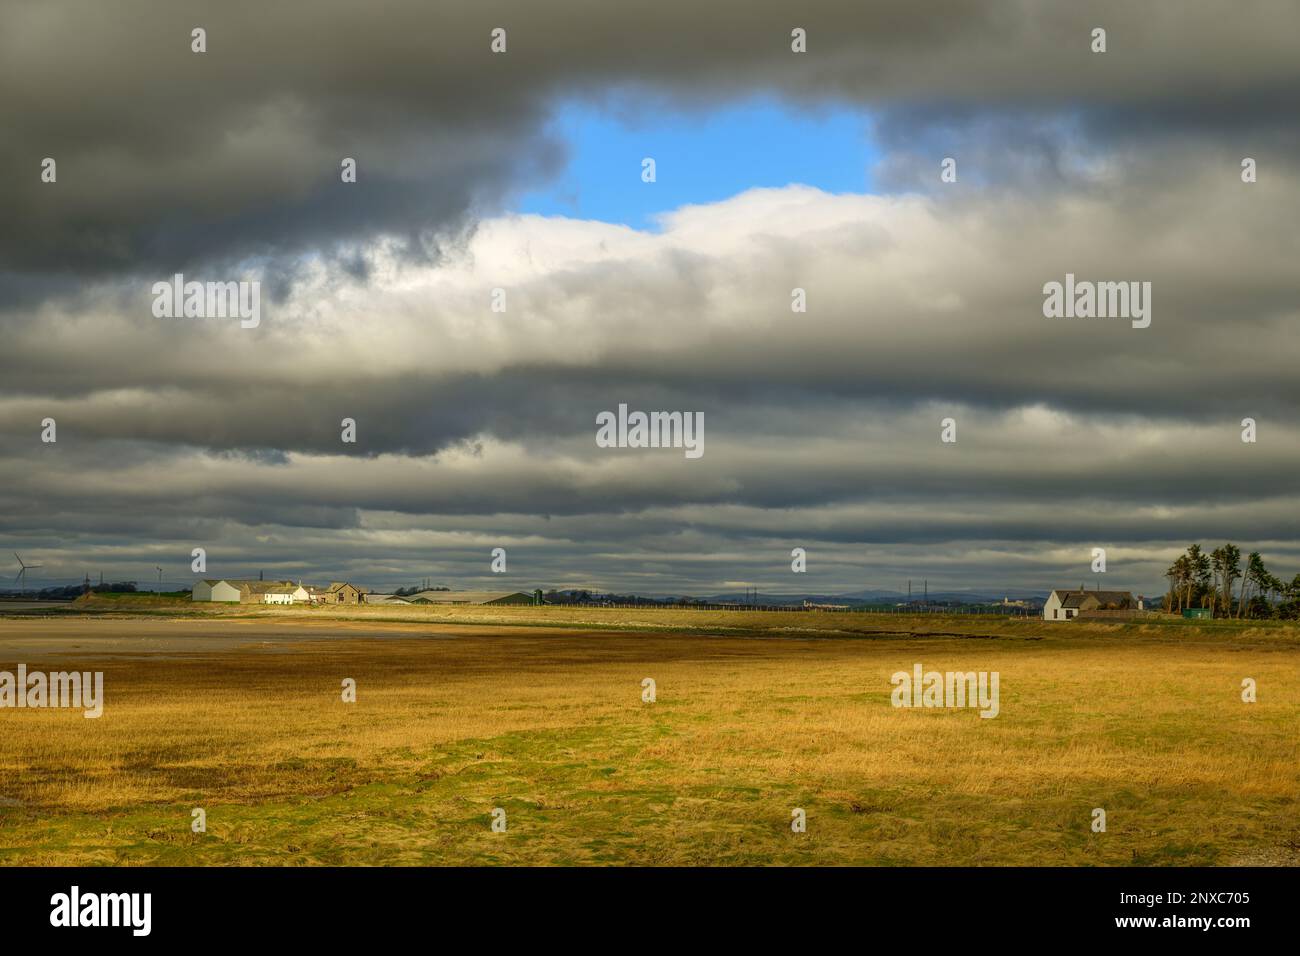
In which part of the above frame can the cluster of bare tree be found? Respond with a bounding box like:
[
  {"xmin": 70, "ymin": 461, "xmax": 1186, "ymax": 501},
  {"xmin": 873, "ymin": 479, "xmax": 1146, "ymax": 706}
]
[{"xmin": 1165, "ymin": 544, "xmax": 1300, "ymax": 619}]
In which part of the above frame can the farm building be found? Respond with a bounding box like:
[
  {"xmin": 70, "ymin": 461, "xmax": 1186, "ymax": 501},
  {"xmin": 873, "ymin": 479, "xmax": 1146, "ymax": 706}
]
[
  {"xmin": 193, "ymin": 581, "xmax": 534, "ymax": 607},
  {"xmin": 315, "ymin": 582, "xmax": 367, "ymax": 605},
  {"xmin": 261, "ymin": 584, "xmax": 311, "ymax": 605},
  {"xmin": 404, "ymin": 590, "xmax": 535, "ymax": 606},
  {"xmin": 364, "ymin": 593, "xmax": 412, "ymax": 606},
  {"xmin": 1043, "ymin": 589, "xmax": 1135, "ymax": 621},
  {"xmin": 192, "ymin": 579, "xmax": 241, "ymax": 603},
  {"xmin": 235, "ymin": 580, "xmax": 301, "ymax": 604},
  {"xmin": 191, "ymin": 579, "xmax": 308, "ymax": 604}
]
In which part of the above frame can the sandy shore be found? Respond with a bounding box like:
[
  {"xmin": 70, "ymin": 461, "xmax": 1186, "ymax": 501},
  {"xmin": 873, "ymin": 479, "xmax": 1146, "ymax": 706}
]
[{"xmin": 0, "ymin": 616, "xmax": 620, "ymax": 661}]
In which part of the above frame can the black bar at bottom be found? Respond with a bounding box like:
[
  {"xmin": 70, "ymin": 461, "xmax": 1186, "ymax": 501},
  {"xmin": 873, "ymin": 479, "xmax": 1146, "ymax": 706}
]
[{"xmin": 0, "ymin": 866, "xmax": 1285, "ymax": 942}]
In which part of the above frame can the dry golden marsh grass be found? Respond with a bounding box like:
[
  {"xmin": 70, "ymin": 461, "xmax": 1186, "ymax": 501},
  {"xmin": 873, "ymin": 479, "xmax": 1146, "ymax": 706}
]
[{"xmin": 0, "ymin": 611, "xmax": 1297, "ymax": 866}]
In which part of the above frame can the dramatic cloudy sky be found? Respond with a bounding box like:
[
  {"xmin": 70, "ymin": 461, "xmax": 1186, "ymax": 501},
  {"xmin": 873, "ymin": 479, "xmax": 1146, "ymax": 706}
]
[{"xmin": 2, "ymin": 1, "xmax": 1297, "ymax": 596}]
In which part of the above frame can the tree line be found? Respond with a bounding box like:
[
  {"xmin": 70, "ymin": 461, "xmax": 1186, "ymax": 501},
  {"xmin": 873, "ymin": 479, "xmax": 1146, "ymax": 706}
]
[{"xmin": 1164, "ymin": 544, "xmax": 1300, "ymax": 619}]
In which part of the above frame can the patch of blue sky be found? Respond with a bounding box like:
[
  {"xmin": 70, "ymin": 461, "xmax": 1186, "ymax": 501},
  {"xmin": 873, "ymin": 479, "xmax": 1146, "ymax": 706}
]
[{"xmin": 515, "ymin": 95, "xmax": 879, "ymax": 229}]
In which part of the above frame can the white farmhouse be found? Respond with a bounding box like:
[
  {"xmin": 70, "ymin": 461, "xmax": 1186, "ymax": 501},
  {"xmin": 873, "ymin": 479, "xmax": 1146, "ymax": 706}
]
[
  {"xmin": 1043, "ymin": 589, "xmax": 1135, "ymax": 621},
  {"xmin": 261, "ymin": 584, "xmax": 310, "ymax": 605}
]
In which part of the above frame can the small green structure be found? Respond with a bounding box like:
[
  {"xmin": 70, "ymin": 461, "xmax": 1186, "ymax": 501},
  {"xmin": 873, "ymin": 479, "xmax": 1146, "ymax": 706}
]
[{"xmin": 1182, "ymin": 607, "xmax": 1212, "ymax": 619}]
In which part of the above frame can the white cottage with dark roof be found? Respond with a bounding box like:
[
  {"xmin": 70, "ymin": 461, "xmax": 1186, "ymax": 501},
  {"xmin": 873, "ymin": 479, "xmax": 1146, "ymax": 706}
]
[{"xmin": 1043, "ymin": 588, "xmax": 1135, "ymax": 621}]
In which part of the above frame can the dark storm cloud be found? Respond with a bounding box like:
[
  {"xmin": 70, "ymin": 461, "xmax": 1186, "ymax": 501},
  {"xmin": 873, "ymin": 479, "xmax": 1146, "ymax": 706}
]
[{"xmin": 3, "ymin": 0, "xmax": 1298, "ymax": 282}]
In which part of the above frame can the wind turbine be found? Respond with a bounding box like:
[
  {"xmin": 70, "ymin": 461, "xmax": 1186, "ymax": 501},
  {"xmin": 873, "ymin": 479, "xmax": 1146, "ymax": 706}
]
[
  {"xmin": 14, "ymin": 554, "xmax": 42, "ymax": 595},
  {"xmin": 156, "ymin": 566, "xmax": 164, "ymax": 594}
]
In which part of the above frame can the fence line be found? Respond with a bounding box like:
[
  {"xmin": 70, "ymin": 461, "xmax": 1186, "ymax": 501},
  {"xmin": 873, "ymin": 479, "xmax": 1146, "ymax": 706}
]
[{"xmin": 567, "ymin": 602, "xmax": 1037, "ymax": 616}]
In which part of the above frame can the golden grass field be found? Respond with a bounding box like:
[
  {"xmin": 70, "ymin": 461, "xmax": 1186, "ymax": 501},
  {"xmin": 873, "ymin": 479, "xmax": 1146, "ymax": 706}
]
[{"xmin": 0, "ymin": 606, "xmax": 1297, "ymax": 866}]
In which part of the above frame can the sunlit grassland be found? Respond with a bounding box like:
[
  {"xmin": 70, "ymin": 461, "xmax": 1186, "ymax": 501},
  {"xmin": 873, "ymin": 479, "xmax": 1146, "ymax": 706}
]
[
  {"xmin": 63, "ymin": 593, "xmax": 1300, "ymax": 638},
  {"xmin": 0, "ymin": 616, "xmax": 1296, "ymax": 866}
]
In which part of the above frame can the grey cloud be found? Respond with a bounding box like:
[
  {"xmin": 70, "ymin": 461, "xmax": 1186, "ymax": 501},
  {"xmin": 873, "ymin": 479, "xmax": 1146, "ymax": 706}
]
[
  {"xmin": 4, "ymin": 1, "xmax": 1299, "ymax": 282},
  {"xmin": 2, "ymin": 0, "xmax": 1297, "ymax": 596}
]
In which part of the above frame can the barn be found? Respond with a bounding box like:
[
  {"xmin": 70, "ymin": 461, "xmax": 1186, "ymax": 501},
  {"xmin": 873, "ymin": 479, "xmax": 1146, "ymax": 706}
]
[
  {"xmin": 405, "ymin": 590, "xmax": 535, "ymax": 606},
  {"xmin": 364, "ymin": 593, "xmax": 412, "ymax": 606},
  {"xmin": 192, "ymin": 579, "xmax": 241, "ymax": 603}
]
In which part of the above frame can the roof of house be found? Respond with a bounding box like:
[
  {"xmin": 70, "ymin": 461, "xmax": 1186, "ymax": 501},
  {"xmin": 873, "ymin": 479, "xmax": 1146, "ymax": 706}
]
[
  {"xmin": 365, "ymin": 594, "xmax": 412, "ymax": 605},
  {"xmin": 234, "ymin": 580, "xmax": 297, "ymax": 595},
  {"xmin": 200, "ymin": 579, "xmax": 296, "ymax": 589},
  {"xmin": 406, "ymin": 590, "xmax": 532, "ymax": 604},
  {"xmin": 1053, "ymin": 589, "xmax": 1134, "ymax": 608}
]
